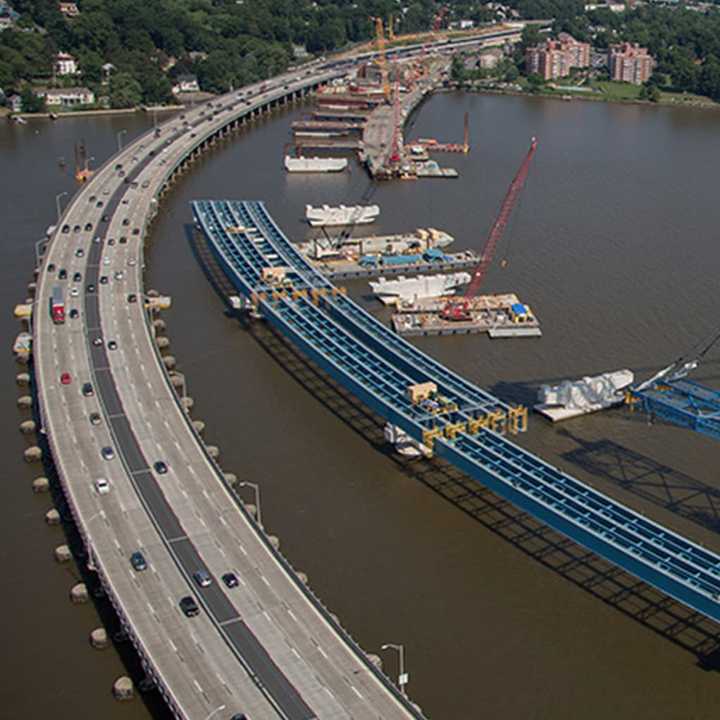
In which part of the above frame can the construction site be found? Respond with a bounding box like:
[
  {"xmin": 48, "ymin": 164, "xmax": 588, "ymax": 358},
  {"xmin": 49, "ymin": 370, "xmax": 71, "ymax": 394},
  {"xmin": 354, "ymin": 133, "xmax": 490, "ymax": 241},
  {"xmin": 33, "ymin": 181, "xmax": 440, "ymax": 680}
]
[{"xmin": 287, "ymin": 16, "xmax": 472, "ymax": 180}]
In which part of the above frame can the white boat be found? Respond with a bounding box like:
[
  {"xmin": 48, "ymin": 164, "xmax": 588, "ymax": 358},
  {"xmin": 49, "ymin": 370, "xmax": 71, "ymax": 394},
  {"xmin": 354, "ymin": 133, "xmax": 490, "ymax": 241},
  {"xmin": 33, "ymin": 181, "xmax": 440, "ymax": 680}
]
[
  {"xmin": 534, "ymin": 369, "xmax": 634, "ymax": 422},
  {"xmin": 370, "ymin": 272, "xmax": 471, "ymax": 306},
  {"xmin": 299, "ymin": 227, "xmax": 454, "ymax": 260},
  {"xmin": 305, "ymin": 204, "xmax": 380, "ymax": 227},
  {"xmin": 384, "ymin": 423, "xmax": 432, "ymax": 459},
  {"xmin": 285, "ymin": 156, "xmax": 348, "ymax": 173}
]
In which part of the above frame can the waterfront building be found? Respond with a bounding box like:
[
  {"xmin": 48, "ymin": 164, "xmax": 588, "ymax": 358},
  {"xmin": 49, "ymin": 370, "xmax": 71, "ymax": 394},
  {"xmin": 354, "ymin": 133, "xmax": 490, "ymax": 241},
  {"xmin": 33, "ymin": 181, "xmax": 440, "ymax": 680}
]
[
  {"xmin": 608, "ymin": 42, "xmax": 655, "ymax": 84},
  {"xmin": 172, "ymin": 74, "xmax": 200, "ymax": 94},
  {"xmin": 525, "ymin": 33, "xmax": 590, "ymax": 80},
  {"xmin": 40, "ymin": 86, "xmax": 95, "ymax": 106}
]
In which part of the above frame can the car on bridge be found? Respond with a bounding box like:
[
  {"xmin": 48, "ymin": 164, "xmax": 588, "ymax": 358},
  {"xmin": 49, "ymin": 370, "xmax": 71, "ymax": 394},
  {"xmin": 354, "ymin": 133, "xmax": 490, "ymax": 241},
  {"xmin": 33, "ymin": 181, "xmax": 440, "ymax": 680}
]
[
  {"xmin": 94, "ymin": 477, "xmax": 110, "ymax": 495},
  {"xmin": 130, "ymin": 551, "xmax": 148, "ymax": 572},
  {"xmin": 82, "ymin": 382, "xmax": 94, "ymax": 397},
  {"xmin": 222, "ymin": 572, "xmax": 239, "ymax": 589},
  {"xmin": 60, "ymin": 372, "xmax": 72, "ymax": 385},
  {"xmin": 179, "ymin": 596, "xmax": 200, "ymax": 617},
  {"xmin": 101, "ymin": 446, "xmax": 115, "ymax": 461},
  {"xmin": 193, "ymin": 570, "xmax": 212, "ymax": 588}
]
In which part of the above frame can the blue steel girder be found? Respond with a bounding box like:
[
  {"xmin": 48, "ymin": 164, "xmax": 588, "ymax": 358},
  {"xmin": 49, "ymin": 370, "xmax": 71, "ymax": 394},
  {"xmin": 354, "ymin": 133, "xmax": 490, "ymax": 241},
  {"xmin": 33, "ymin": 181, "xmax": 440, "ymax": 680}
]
[
  {"xmin": 193, "ymin": 198, "xmax": 720, "ymax": 625},
  {"xmin": 634, "ymin": 380, "xmax": 720, "ymax": 443},
  {"xmin": 243, "ymin": 200, "xmax": 513, "ymax": 417}
]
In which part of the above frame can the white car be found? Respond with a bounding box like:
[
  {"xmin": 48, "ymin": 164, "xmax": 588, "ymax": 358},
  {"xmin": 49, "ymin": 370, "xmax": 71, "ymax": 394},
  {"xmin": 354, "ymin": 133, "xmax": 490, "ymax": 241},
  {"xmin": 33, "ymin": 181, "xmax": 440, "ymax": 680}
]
[
  {"xmin": 70, "ymin": 287, "xmax": 79, "ymax": 297},
  {"xmin": 103, "ymin": 257, "xmax": 111, "ymax": 266},
  {"xmin": 128, "ymin": 258, "xmax": 137, "ymax": 267},
  {"xmin": 94, "ymin": 477, "xmax": 110, "ymax": 495}
]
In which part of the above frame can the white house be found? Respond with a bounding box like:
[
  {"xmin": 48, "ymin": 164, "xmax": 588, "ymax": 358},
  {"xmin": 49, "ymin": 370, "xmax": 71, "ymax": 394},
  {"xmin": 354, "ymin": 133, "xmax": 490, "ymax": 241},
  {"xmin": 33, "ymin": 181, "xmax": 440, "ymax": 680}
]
[
  {"xmin": 40, "ymin": 86, "xmax": 95, "ymax": 107},
  {"xmin": 55, "ymin": 52, "xmax": 78, "ymax": 76},
  {"xmin": 172, "ymin": 74, "xmax": 200, "ymax": 94}
]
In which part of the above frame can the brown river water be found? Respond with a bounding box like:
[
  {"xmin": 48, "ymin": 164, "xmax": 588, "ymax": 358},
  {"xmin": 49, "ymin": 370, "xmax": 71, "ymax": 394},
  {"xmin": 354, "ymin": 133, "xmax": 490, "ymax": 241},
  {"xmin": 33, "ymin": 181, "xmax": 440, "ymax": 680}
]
[{"xmin": 2, "ymin": 92, "xmax": 720, "ymax": 719}]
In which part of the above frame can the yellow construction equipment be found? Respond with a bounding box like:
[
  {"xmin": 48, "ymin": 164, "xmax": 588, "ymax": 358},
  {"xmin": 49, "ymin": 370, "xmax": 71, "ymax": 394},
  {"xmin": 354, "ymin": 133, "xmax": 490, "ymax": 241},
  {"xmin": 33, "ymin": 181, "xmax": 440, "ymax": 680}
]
[{"xmin": 370, "ymin": 16, "xmax": 391, "ymax": 101}]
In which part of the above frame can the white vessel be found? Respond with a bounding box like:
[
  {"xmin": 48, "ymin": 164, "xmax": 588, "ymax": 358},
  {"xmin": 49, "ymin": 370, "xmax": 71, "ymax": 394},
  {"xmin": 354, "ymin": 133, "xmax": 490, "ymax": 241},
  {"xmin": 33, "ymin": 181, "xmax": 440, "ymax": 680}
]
[
  {"xmin": 534, "ymin": 369, "xmax": 634, "ymax": 422},
  {"xmin": 384, "ymin": 423, "xmax": 432, "ymax": 459},
  {"xmin": 370, "ymin": 272, "xmax": 471, "ymax": 306},
  {"xmin": 305, "ymin": 204, "xmax": 380, "ymax": 227},
  {"xmin": 299, "ymin": 227, "xmax": 454, "ymax": 260},
  {"xmin": 284, "ymin": 156, "xmax": 348, "ymax": 173}
]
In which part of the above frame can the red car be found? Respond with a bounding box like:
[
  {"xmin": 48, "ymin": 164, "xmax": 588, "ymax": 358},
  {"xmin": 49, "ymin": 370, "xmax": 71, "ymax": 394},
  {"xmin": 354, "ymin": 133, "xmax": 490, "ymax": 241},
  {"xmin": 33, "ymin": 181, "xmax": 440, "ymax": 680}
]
[{"xmin": 60, "ymin": 372, "xmax": 72, "ymax": 385}]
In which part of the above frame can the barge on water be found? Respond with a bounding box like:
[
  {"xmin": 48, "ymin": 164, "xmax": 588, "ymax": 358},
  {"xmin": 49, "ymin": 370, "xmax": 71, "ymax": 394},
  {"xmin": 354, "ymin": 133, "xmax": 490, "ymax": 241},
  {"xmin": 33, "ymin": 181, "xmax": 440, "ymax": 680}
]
[
  {"xmin": 391, "ymin": 293, "xmax": 541, "ymax": 338},
  {"xmin": 305, "ymin": 248, "xmax": 480, "ymax": 280},
  {"xmin": 298, "ymin": 227, "xmax": 454, "ymax": 260}
]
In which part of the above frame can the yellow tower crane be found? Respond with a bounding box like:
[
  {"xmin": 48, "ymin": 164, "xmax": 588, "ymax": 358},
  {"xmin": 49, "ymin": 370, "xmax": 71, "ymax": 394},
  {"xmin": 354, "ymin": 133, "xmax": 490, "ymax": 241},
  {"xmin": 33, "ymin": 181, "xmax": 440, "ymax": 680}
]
[{"xmin": 370, "ymin": 16, "xmax": 391, "ymax": 102}]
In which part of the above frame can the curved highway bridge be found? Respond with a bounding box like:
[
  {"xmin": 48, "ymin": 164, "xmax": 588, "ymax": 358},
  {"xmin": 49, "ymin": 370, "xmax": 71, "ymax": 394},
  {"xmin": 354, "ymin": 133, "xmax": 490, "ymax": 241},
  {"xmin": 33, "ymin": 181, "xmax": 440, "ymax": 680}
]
[
  {"xmin": 32, "ymin": 23, "xmax": 702, "ymax": 720},
  {"xmin": 34, "ymin": 69, "xmax": 434, "ymax": 720}
]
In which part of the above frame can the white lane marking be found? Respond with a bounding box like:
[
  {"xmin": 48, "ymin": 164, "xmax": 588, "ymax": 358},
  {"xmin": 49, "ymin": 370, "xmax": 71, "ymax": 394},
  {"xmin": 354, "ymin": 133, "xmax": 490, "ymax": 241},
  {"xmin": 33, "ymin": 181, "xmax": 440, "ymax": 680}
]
[
  {"xmin": 287, "ymin": 609, "xmax": 297, "ymax": 622},
  {"xmin": 260, "ymin": 575, "xmax": 271, "ymax": 587},
  {"xmin": 192, "ymin": 680, "xmax": 203, "ymax": 694},
  {"xmin": 350, "ymin": 685, "xmax": 363, "ymax": 699},
  {"xmin": 317, "ymin": 646, "xmax": 328, "ymax": 659}
]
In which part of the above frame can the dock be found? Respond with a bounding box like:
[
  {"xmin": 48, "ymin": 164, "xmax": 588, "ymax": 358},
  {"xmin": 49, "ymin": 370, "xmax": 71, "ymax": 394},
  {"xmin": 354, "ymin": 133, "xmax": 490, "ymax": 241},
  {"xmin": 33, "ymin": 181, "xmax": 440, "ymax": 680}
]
[
  {"xmin": 390, "ymin": 293, "xmax": 541, "ymax": 337},
  {"xmin": 292, "ymin": 120, "xmax": 365, "ymax": 132}
]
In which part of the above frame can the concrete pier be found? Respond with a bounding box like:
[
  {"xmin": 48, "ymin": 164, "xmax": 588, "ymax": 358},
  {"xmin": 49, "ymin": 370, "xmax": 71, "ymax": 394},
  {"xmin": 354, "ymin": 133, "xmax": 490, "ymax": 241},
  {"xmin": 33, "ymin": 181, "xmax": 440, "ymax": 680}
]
[
  {"xmin": 32, "ymin": 477, "xmax": 49, "ymax": 493},
  {"xmin": 45, "ymin": 508, "xmax": 61, "ymax": 525},
  {"xmin": 206, "ymin": 445, "xmax": 220, "ymax": 459},
  {"xmin": 70, "ymin": 583, "xmax": 89, "ymax": 604},
  {"xmin": 17, "ymin": 395, "xmax": 32, "ymax": 409},
  {"xmin": 19, "ymin": 420, "xmax": 36, "ymax": 434},
  {"xmin": 54, "ymin": 545, "xmax": 72, "ymax": 562},
  {"xmin": 90, "ymin": 628, "xmax": 110, "ymax": 649},
  {"xmin": 112, "ymin": 676, "xmax": 134, "ymax": 701},
  {"xmin": 24, "ymin": 446, "xmax": 42, "ymax": 463},
  {"xmin": 16, "ymin": 372, "xmax": 30, "ymax": 386}
]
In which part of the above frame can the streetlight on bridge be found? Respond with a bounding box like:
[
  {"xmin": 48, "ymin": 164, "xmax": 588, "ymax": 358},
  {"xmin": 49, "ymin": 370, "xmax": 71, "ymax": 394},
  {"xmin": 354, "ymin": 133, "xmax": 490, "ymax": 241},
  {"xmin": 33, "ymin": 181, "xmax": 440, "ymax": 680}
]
[{"xmin": 381, "ymin": 643, "xmax": 408, "ymax": 698}]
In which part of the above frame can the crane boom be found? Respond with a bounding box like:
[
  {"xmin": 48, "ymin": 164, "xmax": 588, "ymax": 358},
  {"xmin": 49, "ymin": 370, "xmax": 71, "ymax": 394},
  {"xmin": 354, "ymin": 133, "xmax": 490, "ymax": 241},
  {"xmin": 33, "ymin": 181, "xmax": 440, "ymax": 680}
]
[{"xmin": 442, "ymin": 137, "xmax": 537, "ymax": 321}]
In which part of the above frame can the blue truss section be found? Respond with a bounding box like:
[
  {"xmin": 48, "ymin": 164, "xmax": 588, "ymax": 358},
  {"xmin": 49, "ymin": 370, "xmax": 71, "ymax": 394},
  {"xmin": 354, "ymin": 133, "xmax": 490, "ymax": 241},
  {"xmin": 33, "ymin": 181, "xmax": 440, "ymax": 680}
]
[
  {"xmin": 634, "ymin": 379, "xmax": 720, "ymax": 442},
  {"xmin": 192, "ymin": 199, "xmax": 720, "ymax": 624}
]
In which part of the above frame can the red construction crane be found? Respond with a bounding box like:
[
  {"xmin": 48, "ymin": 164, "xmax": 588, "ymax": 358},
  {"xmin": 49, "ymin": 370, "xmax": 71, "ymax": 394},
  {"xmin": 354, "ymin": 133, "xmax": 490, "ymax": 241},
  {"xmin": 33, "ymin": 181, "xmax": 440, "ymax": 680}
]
[{"xmin": 442, "ymin": 137, "xmax": 538, "ymax": 322}]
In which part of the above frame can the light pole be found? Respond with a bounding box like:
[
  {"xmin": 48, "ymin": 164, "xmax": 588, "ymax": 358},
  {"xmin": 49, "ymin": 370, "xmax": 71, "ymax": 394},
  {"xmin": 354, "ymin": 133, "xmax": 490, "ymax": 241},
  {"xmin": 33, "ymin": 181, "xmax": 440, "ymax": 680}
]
[
  {"xmin": 204, "ymin": 705, "xmax": 226, "ymax": 720},
  {"xmin": 55, "ymin": 191, "xmax": 68, "ymax": 223},
  {"xmin": 116, "ymin": 128, "xmax": 127, "ymax": 152},
  {"xmin": 238, "ymin": 481, "xmax": 262, "ymax": 528},
  {"xmin": 381, "ymin": 643, "xmax": 408, "ymax": 697}
]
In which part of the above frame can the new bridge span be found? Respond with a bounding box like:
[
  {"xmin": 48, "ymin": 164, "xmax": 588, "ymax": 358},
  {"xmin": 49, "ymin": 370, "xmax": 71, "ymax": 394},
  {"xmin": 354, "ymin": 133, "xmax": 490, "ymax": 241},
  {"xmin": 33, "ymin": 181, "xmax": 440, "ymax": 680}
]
[{"xmin": 194, "ymin": 199, "xmax": 720, "ymax": 629}]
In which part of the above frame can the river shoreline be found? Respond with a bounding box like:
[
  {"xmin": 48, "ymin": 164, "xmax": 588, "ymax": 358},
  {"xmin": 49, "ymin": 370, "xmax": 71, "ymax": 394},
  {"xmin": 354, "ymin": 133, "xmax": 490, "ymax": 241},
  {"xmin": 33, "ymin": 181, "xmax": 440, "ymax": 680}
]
[
  {"xmin": 445, "ymin": 83, "xmax": 720, "ymax": 112},
  {"xmin": 6, "ymin": 104, "xmax": 183, "ymax": 121}
]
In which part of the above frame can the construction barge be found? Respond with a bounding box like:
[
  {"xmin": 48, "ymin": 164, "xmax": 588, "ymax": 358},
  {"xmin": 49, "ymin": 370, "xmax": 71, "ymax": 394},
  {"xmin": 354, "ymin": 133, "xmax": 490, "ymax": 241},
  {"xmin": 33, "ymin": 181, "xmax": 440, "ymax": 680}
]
[
  {"xmin": 391, "ymin": 294, "xmax": 541, "ymax": 338},
  {"xmin": 299, "ymin": 227, "xmax": 454, "ymax": 259},
  {"xmin": 302, "ymin": 248, "xmax": 480, "ymax": 280}
]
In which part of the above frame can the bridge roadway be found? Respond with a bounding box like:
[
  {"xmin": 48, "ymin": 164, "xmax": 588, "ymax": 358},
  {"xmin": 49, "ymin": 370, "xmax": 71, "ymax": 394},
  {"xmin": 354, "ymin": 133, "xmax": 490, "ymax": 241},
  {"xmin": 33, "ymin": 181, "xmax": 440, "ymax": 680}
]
[
  {"xmin": 35, "ymin": 70, "xmax": 437, "ymax": 719},
  {"xmin": 194, "ymin": 199, "xmax": 720, "ymax": 629},
  {"xmin": 32, "ymin": 26, "xmax": 554, "ymax": 718}
]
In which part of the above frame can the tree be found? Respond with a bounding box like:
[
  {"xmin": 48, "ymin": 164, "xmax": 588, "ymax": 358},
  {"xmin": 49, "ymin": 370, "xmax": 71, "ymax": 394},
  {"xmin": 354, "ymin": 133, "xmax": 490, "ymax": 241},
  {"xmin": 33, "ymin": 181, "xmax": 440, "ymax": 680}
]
[
  {"xmin": 109, "ymin": 72, "xmax": 142, "ymax": 108},
  {"xmin": 639, "ymin": 83, "xmax": 660, "ymax": 102},
  {"xmin": 450, "ymin": 54, "xmax": 467, "ymax": 85},
  {"xmin": 526, "ymin": 73, "xmax": 545, "ymax": 93},
  {"xmin": 520, "ymin": 25, "xmax": 543, "ymax": 50},
  {"xmin": 20, "ymin": 86, "xmax": 45, "ymax": 113}
]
